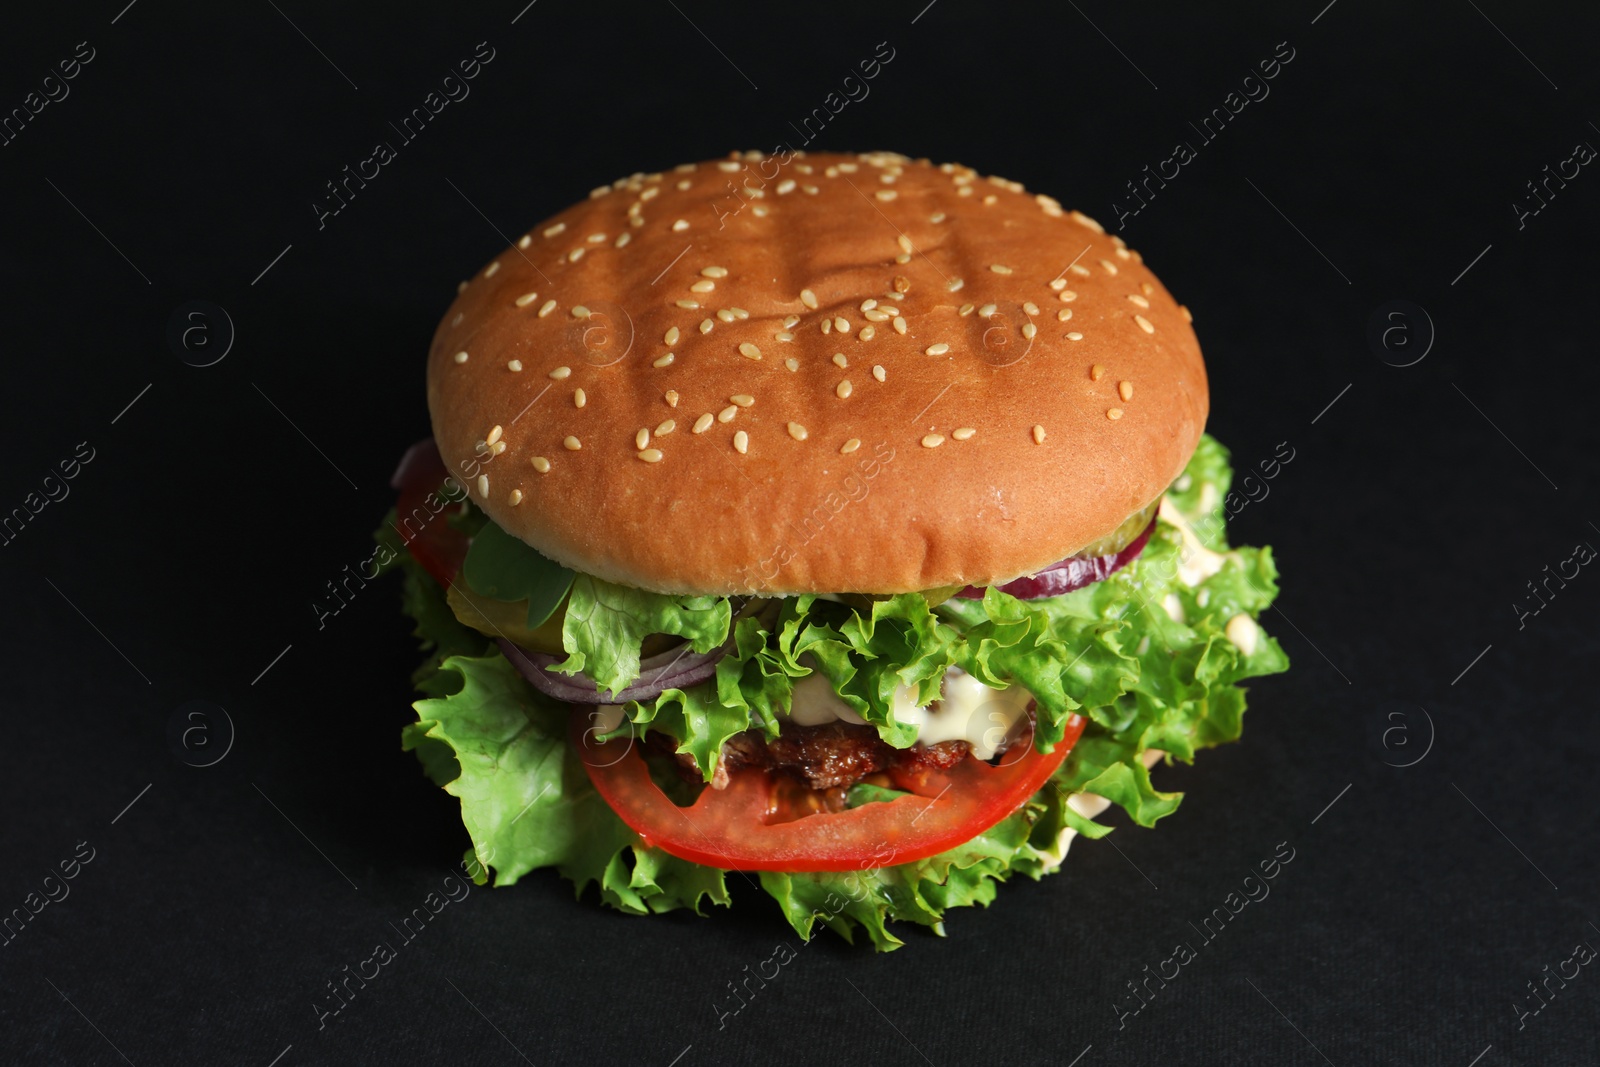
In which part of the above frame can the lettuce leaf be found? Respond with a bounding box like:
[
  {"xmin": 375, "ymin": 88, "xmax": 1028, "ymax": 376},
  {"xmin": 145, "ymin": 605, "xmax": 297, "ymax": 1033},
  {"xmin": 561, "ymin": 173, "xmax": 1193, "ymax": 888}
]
[
  {"xmin": 553, "ymin": 575, "xmax": 732, "ymax": 698},
  {"xmin": 385, "ymin": 434, "xmax": 1288, "ymax": 949}
]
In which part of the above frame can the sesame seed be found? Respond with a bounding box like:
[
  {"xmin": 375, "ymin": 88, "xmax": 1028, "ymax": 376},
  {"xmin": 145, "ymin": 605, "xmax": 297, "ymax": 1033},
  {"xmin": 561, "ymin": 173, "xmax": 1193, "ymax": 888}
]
[
  {"xmin": 1032, "ymin": 425, "xmax": 1046, "ymax": 444},
  {"xmin": 1142, "ymin": 282, "xmax": 1155, "ymax": 295},
  {"xmin": 800, "ymin": 288, "xmax": 819, "ymax": 309},
  {"xmin": 930, "ymin": 212, "xmax": 947, "ymax": 223},
  {"xmin": 777, "ymin": 178, "xmax": 796, "ymax": 195},
  {"xmin": 952, "ymin": 426, "xmax": 976, "ymax": 441},
  {"xmin": 452, "ymin": 312, "xmax": 463, "ymax": 327},
  {"xmin": 1180, "ymin": 305, "xmax": 1193, "ymax": 322},
  {"xmin": 859, "ymin": 326, "xmax": 876, "ymax": 341},
  {"xmin": 691, "ymin": 280, "xmax": 716, "ymax": 293},
  {"xmin": 983, "ymin": 194, "xmax": 997, "ymax": 205},
  {"xmin": 693, "ymin": 413, "xmax": 713, "ymax": 434},
  {"xmin": 833, "ymin": 316, "xmax": 849, "ymax": 333},
  {"xmin": 872, "ymin": 364, "xmax": 886, "ymax": 383},
  {"xmin": 531, "ymin": 456, "xmax": 551, "ymax": 473},
  {"xmin": 990, "ymin": 264, "xmax": 1013, "ymax": 275},
  {"xmin": 863, "ymin": 308, "xmax": 889, "ymax": 322},
  {"xmin": 733, "ymin": 430, "xmax": 749, "ymax": 454},
  {"xmin": 454, "ymin": 351, "xmax": 469, "ymax": 364},
  {"xmin": 543, "ymin": 222, "xmax": 567, "ymax": 238},
  {"xmin": 1049, "ymin": 278, "xmax": 1068, "ymax": 292},
  {"xmin": 477, "ymin": 474, "xmax": 490, "ymax": 498},
  {"xmin": 518, "ymin": 235, "xmax": 531, "ymax": 249},
  {"xmin": 893, "ymin": 277, "xmax": 911, "ymax": 295},
  {"xmin": 860, "ymin": 299, "xmax": 878, "ymax": 313},
  {"xmin": 701, "ymin": 266, "xmax": 728, "ymax": 278},
  {"xmin": 640, "ymin": 187, "xmax": 659, "ymax": 201},
  {"xmin": 572, "ymin": 305, "xmax": 591, "ymax": 319},
  {"xmin": 671, "ymin": 219, "xmax": 689, "ymax": 232},
  {"xmin": 775, "ymin": 331, "xmax": 794, "ymax": 342},
  {"xmin": 958, "ymin": 186, "xmax": 973, "ymax": 197},
  {"xmin": 638, "ymin": 448, "xmax": 664, "ymax": 463},
  {"xmin": 515, "ymin": 292, "xmax": 540, "ymax": 307},
  {"xmin": 1069, "ymin": 264, "xmax": 1092, "ymax": 277},
  {"xmin": 785, "ymin": 358, "xmax": 800, "ymax": 371},
  {"xmin": 1107, "ymin": 408, "xmax": 1123, "ymax": 420},
  {"xmin": 509, "ymin": 489, "xmax": 524, "ymax": 505},
  {"xmin": 1099, "ymin": 259, "xmax": 1118, "ymax": 275},
  {"xmin": 491, "ymin": 440, "xmax": 507, "ymax": 455},
  {"xmin": 653, "ymin": 352, "xmax": 675, "ymax": 368},
  {"xmin": 676, "ymin": 300, "xmax": 699, "ymax": 310},
  {"xmin": 664, "ymin": 326, "xmax": 681, "ymax": 345},
  {"xmin": 921, "ymin": 433, "xmax": 944, "ymax": 448},
  {"xmin": 979, "ymin": 303, "xmax": 997, "ymax": 318},
  {"xmin": 1058, "ymin": 290, "xmax": 1077, "ymax": 302},
  {"xmin": 738, "ymin": 342, "xmax": 762, "ymax": 360},
  {"xmin": 587, "ymin": 232, "xmax": 606, "ymax": 244},
  {"xmin": 1066, "ymin": 332, "xmax": 1084, "ymax": 341},
  {"xmin": 574, "ymin": 388, "xmax": 587, "ymax": 408},
  {"xmin": 486, "ymin": 424, "xmax": 504, "ymax": 446},
  {"xmin": 731, "ymin": 394, "xmax": 755, "ymax": 408},
  {"xmin": 1022, "ymin": 323, "xmax": 1037, "ymax": 339},
  {"xmin": 782, "ymin": 314, "xmax": 801, "ymax": 329},
  {"xmin": 615, "ymin": 233, "xmax": 632, "ymax": 248},
  {"xmin": 665, "ymin": 390, "xmax": 679, "ymax": 408},
  {"xmin": 875, "ymin": 189, "xmax": 897, "ymax": 201},
  {"xmin": 893, "ymin": 316, "xmax": 907, "ymax": 334},
  {"xmin": 718, "ymin": 160, "xmax": 740, "ymax": 172},
  {"xmin": 959, "ymin": 303, "xmax": 975, "ymax": 317},
  {"xmin": 636, "ymin": 428, "xmax": 650, "ymax": 449},
  {"xmin": 1023, "ymin": 301, "xmax": 1040, "ymax": 316},
  {"xmin": 924, "ymin": 343, "xmax": 950, "ymax": 356},
  {"xmin": 895, "ymin": 253, "xmax": 912, "ymax": 264},
  {"xmin": 567, "ymin": 248, "xmax": 584, "ymax": 263},
  {"xmin": 1090, "ymin": 364, "xmax": 1105, "ymax": 380},
  {"xmin": 539, "ymin": 300, "xmax": 558, "ymax": 318},
  {"xmin": 508, "ymin": 359, "xmax": 523, "ymax": 371},
  {"xmin": 752, "ymin": 205, "xmax": 768, "ymax": 217},
  {"xmin": 787, "ymin": 422, "xmax": 808, "ymax": 441},
  {"xmin": 840, "ymin": 438, "xmax": 861, "ymax": 454},
  {"xmin": 716, "ymin": 309, "xmax": 734, "ymax": 323},
  {"xmin": 897, "ymin": 234, "xmax": 913, "ymax": 253},
  {"xmin": 1069, "ymin": 210, "xmax": 1104, "ymax": 233},
  {"xmin": 457, "ymin": 280, "xmax": 467, "ymax": 293},
  {"xmin": 563, "ymin": 435, "xmax": 582, "ymax": 451},
  {"xmin": 656, "ymin": 419, "xmax": 676, "ymax": 436},
  {"xmin": 1134, "ymin": 315, "xmax": 1155, "ymax": 334},
  {"xmin": 1057, "ymin": 308, "xmax": 1073, "ymax": 322},
  {"xmin": 549, "ymin": 365, "xmax": 571, "ymax": 380},
  {"xmin": 836, "ymin": 379, "xmax": 853, "ymax": 399},
  {"xmin": 821, "ymin": 319, "xmax": 832, "ymax": 335},
  {"xmin": 718, "ymin": 405, "xmax": 738, "ymax": 423}
]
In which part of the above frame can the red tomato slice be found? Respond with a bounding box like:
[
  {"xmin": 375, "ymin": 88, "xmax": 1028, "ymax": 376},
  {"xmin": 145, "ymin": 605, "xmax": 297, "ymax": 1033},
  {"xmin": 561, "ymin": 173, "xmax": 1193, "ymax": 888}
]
[
  {"xmin": 390, "ymin": 439, "xmax": 469, "ymax": 587},
  {"xmin": 574, "ymin": 710, "xmax": 1085, "ymax": 872}
]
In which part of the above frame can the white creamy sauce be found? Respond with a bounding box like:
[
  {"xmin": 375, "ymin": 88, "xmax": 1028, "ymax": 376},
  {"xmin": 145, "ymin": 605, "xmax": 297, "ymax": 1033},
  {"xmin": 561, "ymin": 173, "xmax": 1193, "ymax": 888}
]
[
  {"xmin": 782, "ymin": 667, "xmax": 1031, "ymax": 760},
  {"xmin": 1162, "ymin": 592, "xmax": 1186, "ymax": 623},
  {"xmin": 1225, "ymin": 613, "xmax": 1260, "ymax": 656},
  {"xmin": 787, "ymin": 672, "xmax": 867, "ymax": 726},
  {"xmin": 1158, "ymin": 496, "xmax": 1228, "ymax": 587}
]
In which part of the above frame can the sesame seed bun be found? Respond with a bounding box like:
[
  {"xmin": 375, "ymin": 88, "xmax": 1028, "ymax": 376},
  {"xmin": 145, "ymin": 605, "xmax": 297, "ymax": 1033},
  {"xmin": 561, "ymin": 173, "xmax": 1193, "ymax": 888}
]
[{"xmin": 427, "ymin": 151, "xmax": 1207, "ymax": 595}]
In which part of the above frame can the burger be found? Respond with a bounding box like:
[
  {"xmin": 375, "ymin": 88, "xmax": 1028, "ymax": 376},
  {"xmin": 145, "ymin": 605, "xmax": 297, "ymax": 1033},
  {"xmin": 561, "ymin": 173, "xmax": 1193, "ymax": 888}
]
[{"xmin": 377, "ymin": 150, "xmax": 1287, "ymax": 950}]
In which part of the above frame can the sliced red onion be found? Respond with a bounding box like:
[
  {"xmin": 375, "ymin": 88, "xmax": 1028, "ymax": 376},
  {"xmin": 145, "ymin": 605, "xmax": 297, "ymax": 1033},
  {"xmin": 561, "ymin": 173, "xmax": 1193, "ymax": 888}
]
[
  {"xmin": 498, "ymin": 636, "xmax": 733, "ymax": 704},
  {"xmin": 955, "ymin": 517, "xmax": 1157, "ymax": 601}
]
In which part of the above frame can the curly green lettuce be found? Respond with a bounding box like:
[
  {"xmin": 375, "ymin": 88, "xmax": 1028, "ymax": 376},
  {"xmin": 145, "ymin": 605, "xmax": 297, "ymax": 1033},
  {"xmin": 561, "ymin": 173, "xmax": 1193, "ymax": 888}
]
[{"xmin": 382, "ymin": 434, "xmax": 1287, "ymax": 949}]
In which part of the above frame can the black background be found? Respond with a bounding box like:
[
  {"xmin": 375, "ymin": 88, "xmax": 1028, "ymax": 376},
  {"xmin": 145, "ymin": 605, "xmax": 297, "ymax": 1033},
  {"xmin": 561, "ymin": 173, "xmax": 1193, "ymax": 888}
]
[{"xmin": 2, "ymin": 1, "xmax": 1597, "ymax": 1064}]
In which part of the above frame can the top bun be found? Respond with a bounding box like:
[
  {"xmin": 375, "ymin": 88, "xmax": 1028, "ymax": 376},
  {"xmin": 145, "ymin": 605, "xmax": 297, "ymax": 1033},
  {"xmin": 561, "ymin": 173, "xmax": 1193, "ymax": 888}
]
[{"xmin": 427, "ymin": 151, "xmax": 1207, "ymax": 595}]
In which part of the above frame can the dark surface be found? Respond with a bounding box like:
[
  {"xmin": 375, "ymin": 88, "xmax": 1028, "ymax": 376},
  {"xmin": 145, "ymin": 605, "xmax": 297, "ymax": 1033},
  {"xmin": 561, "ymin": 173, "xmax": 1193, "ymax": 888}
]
[{"xmin": 2, "ymin": 1, "xmax": 1597, "ymax": 1064}]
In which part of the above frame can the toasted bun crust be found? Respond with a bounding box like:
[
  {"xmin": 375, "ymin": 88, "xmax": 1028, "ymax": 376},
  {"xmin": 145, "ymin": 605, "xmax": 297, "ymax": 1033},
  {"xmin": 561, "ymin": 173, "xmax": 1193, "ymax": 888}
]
[{"xmin": 427, "ymin": 151, "xmax": 1207, "ymax": 595}]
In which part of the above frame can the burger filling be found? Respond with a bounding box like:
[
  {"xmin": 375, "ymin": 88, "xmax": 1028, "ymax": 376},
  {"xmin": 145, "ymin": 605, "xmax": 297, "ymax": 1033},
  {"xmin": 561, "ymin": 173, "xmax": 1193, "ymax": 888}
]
[{"xmin": 380, "ymin": 433, "xmax": 1289, "ymax": 950}]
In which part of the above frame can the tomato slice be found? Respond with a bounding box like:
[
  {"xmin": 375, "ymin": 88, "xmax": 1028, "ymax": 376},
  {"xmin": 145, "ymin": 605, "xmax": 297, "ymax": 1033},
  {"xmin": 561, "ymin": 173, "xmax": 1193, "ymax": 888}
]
[
  {"xmin": 390, "ymin": 439, "xmax": 469, "ymax": 587},
  {"xmin": 574, "ymin": 710, "xmax": 1085, "ymax": 872}
]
